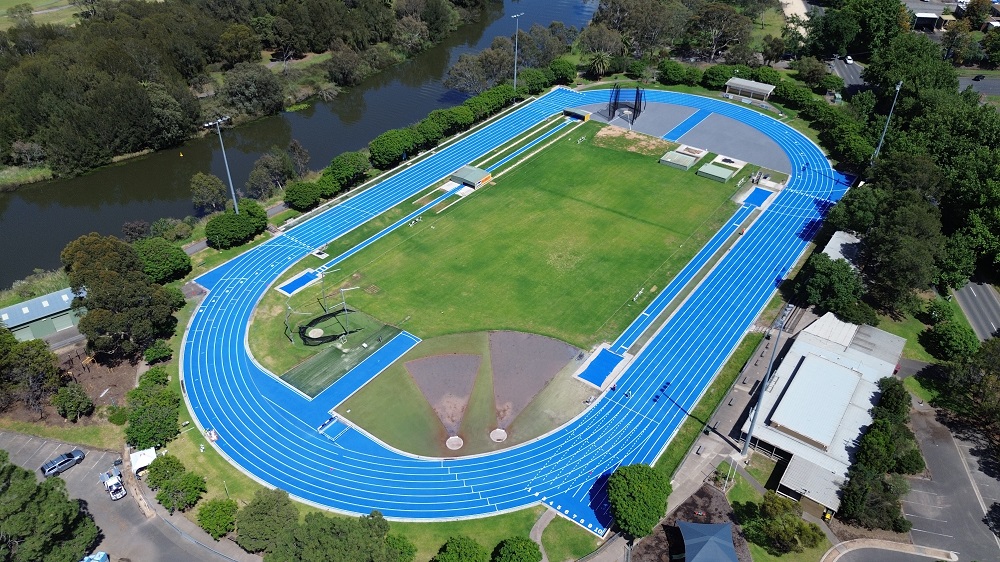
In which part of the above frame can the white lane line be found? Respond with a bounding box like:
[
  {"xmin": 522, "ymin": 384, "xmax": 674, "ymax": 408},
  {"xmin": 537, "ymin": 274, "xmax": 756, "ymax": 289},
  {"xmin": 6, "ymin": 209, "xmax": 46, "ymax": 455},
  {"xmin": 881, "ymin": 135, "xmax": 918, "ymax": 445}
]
[
  {"xmin": 911, "ymin": 528, "xmax": 953, "ymax": 538},
  {"xmin": 904, "ymin": 512, "xmax": 948, "ymax": 522}
]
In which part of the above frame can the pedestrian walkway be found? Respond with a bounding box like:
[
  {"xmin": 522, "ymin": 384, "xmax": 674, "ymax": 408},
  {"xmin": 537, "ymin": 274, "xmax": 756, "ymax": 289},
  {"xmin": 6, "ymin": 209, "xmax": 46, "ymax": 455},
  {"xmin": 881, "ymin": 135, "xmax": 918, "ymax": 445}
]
[{"xmin": 530, "ymin": 508, "xmax": 558, "ymax": 562}]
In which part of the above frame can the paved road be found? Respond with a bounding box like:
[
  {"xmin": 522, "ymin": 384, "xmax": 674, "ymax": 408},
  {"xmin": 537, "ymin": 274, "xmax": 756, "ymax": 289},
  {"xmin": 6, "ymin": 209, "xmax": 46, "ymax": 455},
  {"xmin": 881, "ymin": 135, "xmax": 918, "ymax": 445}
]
[
  {"xmin": 959, "ymin": 76, "xmax": 1000, "ymax": 97},
  {"xmin": 0, "ymin": 432, "xmax": 243, "ymax": 562},
  {"xmin": 954, "ymin": 281, "xmax": 1000, "ymax": 340},
  {"xmin": 838, "ymin": 549, "xmax": 939, "ymax": 562},
  {"xmin": 830, "ymin": 58, "xmax": 864, "ymax": 88},
  {"xmin": 905, "ymin": 406, "xmax": 1000, "ymax": 562}
]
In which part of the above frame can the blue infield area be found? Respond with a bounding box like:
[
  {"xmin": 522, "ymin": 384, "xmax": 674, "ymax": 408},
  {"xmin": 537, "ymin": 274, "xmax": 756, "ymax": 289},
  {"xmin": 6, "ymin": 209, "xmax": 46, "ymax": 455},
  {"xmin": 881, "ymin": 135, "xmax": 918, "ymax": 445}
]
[
  {"xmin": 662, "ymin": 108, "xmax": 712, "ymax": 141},
  {"xmin": 744, "ymin": 187, "xmax": 773, "ymax": 207},
  {"xmin": 576, "ymin": 348, "xmax": 624, "ymax": 388},
  {"xmin": 276, "ymin": 269, "xmax": 319, "ymax": 296},
  {"xmin": 183, "ymin": 88, "xmax": 845, "ymax": 536}
]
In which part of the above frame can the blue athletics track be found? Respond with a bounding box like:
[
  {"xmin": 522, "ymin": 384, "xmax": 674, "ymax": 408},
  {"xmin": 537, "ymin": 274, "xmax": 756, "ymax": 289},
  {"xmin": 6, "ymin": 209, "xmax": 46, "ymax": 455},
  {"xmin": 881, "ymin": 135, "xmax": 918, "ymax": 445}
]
[{"xmin": 182, "ymin": 87, "xmax": 850, "ymax": 536}]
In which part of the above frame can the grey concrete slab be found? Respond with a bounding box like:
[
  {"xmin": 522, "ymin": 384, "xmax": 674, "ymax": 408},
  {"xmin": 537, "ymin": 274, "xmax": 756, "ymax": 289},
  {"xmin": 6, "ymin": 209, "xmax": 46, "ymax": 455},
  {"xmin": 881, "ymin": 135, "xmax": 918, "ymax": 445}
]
[
  {"xmin": 575, "ymin": 101, "xmax": 698, "ymax": 137},
  {"xmin": 906, "ymin": 408, "xmax": 1000, "ymax": 562},
  {"xmin": 675, "ymin": 113, "xmax": 792, "ymax": 173},
  {"xmin": 573, "ymin": 100, "xmax": 792, "ymax": 173},
  {"xmin": 0, "ymin": 431, "xmax": 248, "ymax": 562},
  {"xmin": 838, "ymin": 549, "xmax": 937, "ymax": 562}
]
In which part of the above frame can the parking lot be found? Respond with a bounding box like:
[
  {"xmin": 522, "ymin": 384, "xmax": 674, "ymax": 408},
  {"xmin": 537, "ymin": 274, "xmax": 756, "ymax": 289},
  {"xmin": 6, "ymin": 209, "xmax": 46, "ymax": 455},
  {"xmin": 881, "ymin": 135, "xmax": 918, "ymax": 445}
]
[
  {"xmin": 904, "ymin": 406, "xmax": 1000, "ymax": 562},
  {"xmin": 0, "ymin": 431, "xmax": 252, "ymax": 562}
]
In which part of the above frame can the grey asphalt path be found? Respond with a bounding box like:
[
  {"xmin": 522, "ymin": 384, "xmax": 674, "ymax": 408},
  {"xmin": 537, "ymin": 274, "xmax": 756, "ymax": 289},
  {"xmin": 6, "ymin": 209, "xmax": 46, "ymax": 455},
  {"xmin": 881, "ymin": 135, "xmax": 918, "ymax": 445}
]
[
  {"xmin": 906, "ymin": 405, "xmax": 1000, "ymax": 562},
  {"xmin": 0, "ymin": 431, "xmax": 255, "ymax": 562},
  {"xmin": 959, "ymin": 77, "xmax": 1000, "ymax": 97},
  {"xmin": 954, "ymin": 281, "xmax": 1000, "ymax": 340},
  {"xmin": 837, "ymin": 548, "xmax": 948, "ymax": 562}
]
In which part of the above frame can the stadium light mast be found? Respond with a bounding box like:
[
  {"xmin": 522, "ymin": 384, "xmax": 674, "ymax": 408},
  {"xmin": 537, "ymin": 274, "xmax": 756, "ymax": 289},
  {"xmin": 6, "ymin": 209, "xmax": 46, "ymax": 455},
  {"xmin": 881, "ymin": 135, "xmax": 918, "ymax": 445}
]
[
  {"xmin": 871, "ymin": 80, "xmax": 903, "ymax": 166},
  {"xmin": 512, "ymin": 12, "xmax": 525, "ymax": 93},
  {"xmin": 741, "ymin": 305, "xmax": 792, "ymax": 458},
  {"xmin": 204, "ymin": 116, "xmax": 239, "ymax": 214}
]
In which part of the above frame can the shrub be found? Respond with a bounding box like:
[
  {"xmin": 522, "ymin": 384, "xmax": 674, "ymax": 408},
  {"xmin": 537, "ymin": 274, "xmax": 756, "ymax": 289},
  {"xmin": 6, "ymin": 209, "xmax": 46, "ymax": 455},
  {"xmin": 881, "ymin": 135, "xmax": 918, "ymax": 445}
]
[
  {"xmin": 107, "ymin": 405, "xmax": 128, "ymax": 425},
  {"xmin": 143, "ymin": 340, "xmax": 172, "ymax": 364},
  {"xmin": 204, "ymin": 199, "xmax": 267, "ymax": 249},
  {"xmin": 752, "ymin": 66, "xmax": 782, "ymax": 85},
  {"xmin": 368, "ymin": 128, "xmax": 424, "ymax": 169},
  {"xmin": 896, "ymin": 447, "xmax": 926, "ymax": 474},
  {"xmin": 701, "ymin": 64, "xmax": 737, "ymax": 89},
  {"xmin": 146, "ymin": 454, "xmax": 187, "ymax": 491},
  {"xmin": 235, "ymin": 488, "xmax": 299, "ymax": 554},
  {"xmin": 198, "ymin": 498, "xmax": 239, "ymax": 540},
  {"xmin": 150, "ymin": 217, "xmax": 192, "ymax": 242},
  {"xmin": 923, "ymin": 321, "xmax": 980, "ymax": 362},
  {"xmin": 657, "ymin": 60, "xmax": 688, "ymax": 85},
  {"xmin": 283, "ymin": 181, "xmax": 322, "ymax": 211},
  {"xmin": 432, "ymin": 535, "xmax": 489, "ymax": 562},
  {"xmin": 156, "ymin": 470, "xmax": 206, "ymax": 514},
  {"xmin": 515, "ymin": 67, "xmax": 551, "ymax": 95},
  {"xmin": 492, "ymin": 536, "xmax": 542, "ymax": 562},
  {"xmin": 51, "ymin": 383, "xmax": 94, "ymax": 421}
]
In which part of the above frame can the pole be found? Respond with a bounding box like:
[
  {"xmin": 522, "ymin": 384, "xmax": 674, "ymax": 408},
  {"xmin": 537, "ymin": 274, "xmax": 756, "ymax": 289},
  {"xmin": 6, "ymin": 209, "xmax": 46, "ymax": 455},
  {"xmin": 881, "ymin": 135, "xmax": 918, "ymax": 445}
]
[
  {"xmin": 339, "ymin": 287, "xmax": 360, "ymax": 338},
  {"xmin": 740, "ymin": 307, "xmax": 790, "ymax": 457},
  {"xmin": 871, "ymin": 80, "xmax": 903, "ymax": 166},
  {"xmin": 512, "ymin": 13, "xmax": 524, "ymax": 93},
  {"xmin": 205, "ymin": 117, "xmax": 239, "ymax": 214}
]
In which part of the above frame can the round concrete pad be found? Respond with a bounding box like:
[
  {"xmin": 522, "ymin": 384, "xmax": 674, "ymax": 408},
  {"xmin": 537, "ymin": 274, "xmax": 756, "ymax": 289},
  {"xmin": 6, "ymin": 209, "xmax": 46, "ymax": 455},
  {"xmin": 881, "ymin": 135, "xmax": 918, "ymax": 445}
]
[
  {"xmin": 445, "ymin": 436, "xmax": 464, "ymax": 450},
  {"xmin": 490, "ymin": 428, "xmax": 508, "ymax": 442},
  {"xmin": 307, "ymin": 328, "xmax": 324, "ymax": 338}
]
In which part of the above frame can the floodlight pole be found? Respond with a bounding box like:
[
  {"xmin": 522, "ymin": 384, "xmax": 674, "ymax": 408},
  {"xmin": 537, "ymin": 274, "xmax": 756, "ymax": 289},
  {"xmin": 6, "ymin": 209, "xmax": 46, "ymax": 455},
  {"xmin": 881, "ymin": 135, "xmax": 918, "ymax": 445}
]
[
  {"xmin": 204, "ymin": 116, "xmax": 239, "ymax": 214},
  {"xmin": 512, "ymin": 13, "xmax": 525, "ymax": 93},
  {"xmin": 871, "ymin": 80, "xmax": 903, "ymax": 166},
  {"xmin": 740, "ymin": 306, "xmax": 791, "ymax": 458},
  {"xmin": 339, "ymin": 286, "xmax": 360, "ymax": 335}
]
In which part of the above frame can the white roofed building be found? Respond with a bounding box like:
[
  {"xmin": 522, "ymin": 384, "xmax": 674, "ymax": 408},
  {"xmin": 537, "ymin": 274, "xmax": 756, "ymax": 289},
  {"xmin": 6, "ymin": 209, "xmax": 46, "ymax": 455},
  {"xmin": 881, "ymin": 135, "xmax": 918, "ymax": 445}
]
[{"xmin": 740, "ymin": 313, "xmax": 905, "ymax": 513}]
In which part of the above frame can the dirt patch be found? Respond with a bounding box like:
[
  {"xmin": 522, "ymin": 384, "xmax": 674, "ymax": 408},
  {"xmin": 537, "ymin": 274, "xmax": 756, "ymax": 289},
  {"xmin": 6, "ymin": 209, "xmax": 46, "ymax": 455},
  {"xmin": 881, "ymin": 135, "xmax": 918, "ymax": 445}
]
[
  {"xmin": 405, "ymin": 354, "xmax": 481, "ymax": 435},
  {"xmin": 489, "ymin": 331, "xmax": 579, "ymax": 428},
  {"xmin": 593, "ymin": 125, "xmax": 677, "ymax": 157},
  {"xmin": 827, "ymin": 517, "xmax": 910, "ymax": 544},
  {"xmin": 1, "ymin": 343, "xmax": 137, "ymax": 424},
  {"xmin": 633, "ymin": 484, "xmax": 753, "ymax": 562}
]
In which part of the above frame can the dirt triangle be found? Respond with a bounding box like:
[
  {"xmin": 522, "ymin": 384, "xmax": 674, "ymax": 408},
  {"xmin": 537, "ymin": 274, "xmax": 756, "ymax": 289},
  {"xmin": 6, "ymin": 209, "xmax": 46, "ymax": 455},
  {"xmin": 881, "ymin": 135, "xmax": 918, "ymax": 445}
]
[{"xmin": 405, "ymin": 354, "xmax": 481, "ymax": 436}]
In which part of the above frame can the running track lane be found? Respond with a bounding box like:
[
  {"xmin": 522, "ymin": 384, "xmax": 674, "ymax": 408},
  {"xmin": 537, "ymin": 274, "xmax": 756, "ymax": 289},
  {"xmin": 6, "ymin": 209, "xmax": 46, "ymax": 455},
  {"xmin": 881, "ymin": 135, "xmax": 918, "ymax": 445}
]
[{"xmin": 181, "ymin": 89, "xmax": 844, "ymax": 536}]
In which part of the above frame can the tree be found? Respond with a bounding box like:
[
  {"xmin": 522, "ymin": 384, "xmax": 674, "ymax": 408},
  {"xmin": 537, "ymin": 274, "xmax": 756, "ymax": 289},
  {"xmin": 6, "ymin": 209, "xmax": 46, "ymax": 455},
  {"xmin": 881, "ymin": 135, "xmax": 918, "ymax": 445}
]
[
  {"xmin": 432, "ymin": 535, "xmax": 489, "ymax": 562},
  {"xmin": 61, "ymin": 233, "xmax": 182, "ymax": 362},
  {"xmin": 607, "ymin": 464, "xmax": 672, "ymax": 539},
  {"xmin": 268, "ymin": 510, "xmax": 415, "ymax": 562},
  {"xmin": 684, "ymin": 3, "xmax": 752, "ymax": 62},
  {"xmin": 577, "ymin": 23, "xmax": 622, "ymax": 55},
  {"xmin": 319, "ymin": 150, "xmax": 371, "ymax": 197},
  {"xmin": 658, "ymin": 60, "xmax": 689, "ymax": 85},
  {"xmin": 219, "ymin": 63, "xmax": 284, "ymax": 117},
  {"xmin": 198, "ymin": 498, "xmax": 238, "ymax": 540},
  {"xmin": 549, "ymin": 58, "xmax": 576, "ymax": 84},
  {"xmin": 125, "ymin": 369, "xmax": 180, "ymax": 449},
  {"xmin": 0, "ymin": 450, "xmax": 100, "ymax": 561},
  {"xmin": 394, "ymin": 15, "xmax": 430, "ymax": 55},
  {"xmin": 235, "ymin": 488, "xmax": 300, "ymax": 554},
  {"xmin": 133, "ymin": 237, "xmax": 191, "ymax": 284},
  {"xmin": 287, "ymin": 139, "xmax": 310, "ymax": 178},
  {"xmin": 146, "ymin": 454, "xmax": 187, "ymax": 491},
  {"xmin": 492, "ymin": 536, "xmax": 542, "ymax": 562},
  {"xmin": 862, "ymin": 33, "xmax": 957, "ymax": 104},
  {"xmin": 51, "ymin": 383, "xmax": 94, "ymax": 422},
  {"xmin": 121, "ymin": 220, "xmax": 151, "ymax": 242},
  {"xmin": 156, "ymin": 470, "xmax": 206, "ymax": 514},
  {"xmin": 963, "ymin": 0, "xmax": 992, "ymax": 30},
  {"xmin": 806, "ymin": 9, "xmax": 860, "ymax": 57},
  {"xmin": 3, "ymin": 337, "xmax": 60, "ymax": 415},
  {"xmin": 191, "ymin": 172, "xmax": 230, "ymax": 214},
  {"xmin": 924, "ymin": 298, "xmax": 953, "ymax": 325},
  {"xmin": 589, "ymin": 51, "xmax": 612, "ymax": 78},
  {"xmin": 219, "ymin": 24, "xmax": 261, "ymax": 68},
  {"xmin": 761, "ymin": 35, "xmax": 785, "ymax": 66},
  {"xmin": 791, "ymin": 56, "xmax": 828, "ymax": 89},
  {"xmin": 143, "ymin": 339, "xmax": 173, "ymax": 364},
  {"xmin": 923, "ymin": 321, "xmax": 980, "ymax": 362},
  {"xmin": 795, "ymin": 253, "xmax": 868, "ymax": 323},
  {"xmin": 205, "ymin": 199, "xmax": 268, "ymax": 249},
  {"xmin": 283, "ymin": 181, "xmax": 322, "ymax": 211},
  {"xmin": 943, "ymin": 19, "xmax": 976, "ymax": 66},
  {"xmin": 982, "ymin": 28, "xmax": 1000, "ymax": 67}
]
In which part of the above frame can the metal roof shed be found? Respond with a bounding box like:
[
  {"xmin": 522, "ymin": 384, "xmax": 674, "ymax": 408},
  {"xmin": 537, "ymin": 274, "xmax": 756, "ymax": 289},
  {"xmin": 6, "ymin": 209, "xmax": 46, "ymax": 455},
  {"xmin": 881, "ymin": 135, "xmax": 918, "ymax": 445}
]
[
  {"xmin": 450, "ymin": 165, "xmax": 492, "ymax": 189},
  {"xmin": 724, "ymin": 77, "xmax": 776, "ymax": 101}
]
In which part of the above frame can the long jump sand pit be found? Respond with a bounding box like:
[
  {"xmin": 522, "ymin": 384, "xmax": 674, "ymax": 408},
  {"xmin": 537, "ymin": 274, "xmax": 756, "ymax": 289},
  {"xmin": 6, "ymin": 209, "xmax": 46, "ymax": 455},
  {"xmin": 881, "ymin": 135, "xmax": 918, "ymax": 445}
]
[
  {"xmin": 490, "ymin": 331, "xmax": 579, "ymax": 428},
  {"xmin": 405, "ymin": 354, "xmax": 481, "ymax": 436}
]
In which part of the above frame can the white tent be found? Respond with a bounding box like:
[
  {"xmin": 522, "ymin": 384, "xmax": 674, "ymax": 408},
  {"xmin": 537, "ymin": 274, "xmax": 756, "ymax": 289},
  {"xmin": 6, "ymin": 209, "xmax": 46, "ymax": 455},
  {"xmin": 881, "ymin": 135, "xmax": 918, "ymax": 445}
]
[{"xmin": 129, "ymin": 447, "xmax": 157, "ymax": 474}]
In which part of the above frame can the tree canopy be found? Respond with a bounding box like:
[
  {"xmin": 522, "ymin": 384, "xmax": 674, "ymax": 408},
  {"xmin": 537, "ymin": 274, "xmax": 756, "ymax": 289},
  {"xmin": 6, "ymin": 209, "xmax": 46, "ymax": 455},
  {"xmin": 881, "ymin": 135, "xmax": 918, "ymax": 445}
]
[
  {"xmin": 0, "ymin": 327, "xmax": 60, "ymax": 415},
  {"xmin": 0, "ymin": 449, "xmax": 100, "ymax": 562},
  {"xmin": 267, "ymin": 510, "xmax": 416, "ymax": 562},
  {"xmin": 606, "ymin": 463, "xmax": 672, "ymax": 539},
  {"xmin": 235, "ymin": 488, "xmax": 300, "ymax": 554}
]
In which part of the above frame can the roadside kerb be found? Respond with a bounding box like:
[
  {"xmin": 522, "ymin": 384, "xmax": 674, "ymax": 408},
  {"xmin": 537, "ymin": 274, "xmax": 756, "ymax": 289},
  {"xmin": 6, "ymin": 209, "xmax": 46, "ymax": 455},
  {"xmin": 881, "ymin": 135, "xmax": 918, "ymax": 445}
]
[{"xmin": 820, "ymin": 539, "xmax": 957, "ymax": 562}]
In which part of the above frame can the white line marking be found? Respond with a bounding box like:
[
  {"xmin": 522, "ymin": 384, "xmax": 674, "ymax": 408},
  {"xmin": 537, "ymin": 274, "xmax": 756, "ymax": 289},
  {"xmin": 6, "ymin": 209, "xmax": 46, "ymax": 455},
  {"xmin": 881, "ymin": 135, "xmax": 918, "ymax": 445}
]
[{"xmin": 911, "ymin": 528, "xmax": 953, "ymax": 538}]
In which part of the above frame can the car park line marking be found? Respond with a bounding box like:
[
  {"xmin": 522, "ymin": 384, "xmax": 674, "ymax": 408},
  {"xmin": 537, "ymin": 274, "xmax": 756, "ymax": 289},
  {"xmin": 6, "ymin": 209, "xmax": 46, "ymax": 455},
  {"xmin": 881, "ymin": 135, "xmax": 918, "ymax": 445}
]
[
  {"xmin": 904, "ymin": 512, "xmax": 948, "ymax": 523},
  {"xmin": 911, "ymin": 528, "xmax": 953, "ymax": 538}
]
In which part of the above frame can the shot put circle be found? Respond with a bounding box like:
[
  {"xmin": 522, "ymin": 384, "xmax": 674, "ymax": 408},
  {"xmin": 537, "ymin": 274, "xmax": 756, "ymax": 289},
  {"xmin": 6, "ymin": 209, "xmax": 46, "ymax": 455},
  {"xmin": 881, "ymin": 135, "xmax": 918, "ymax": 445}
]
[
  {"xmin": 445, "ymin": 436, "xmax": 464, "ymax": 450},
  {"xmin": 490, "ymin": 428, "xmax": 508, "ymax": 442},
  {"xmin": 307, "ymin": 328, "xmax": 324, "ymax": 338}
]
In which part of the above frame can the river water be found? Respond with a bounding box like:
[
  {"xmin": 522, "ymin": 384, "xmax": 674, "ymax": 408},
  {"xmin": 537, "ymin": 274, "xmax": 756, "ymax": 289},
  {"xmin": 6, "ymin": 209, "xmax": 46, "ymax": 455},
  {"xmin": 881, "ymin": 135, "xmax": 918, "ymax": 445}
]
[{"xmin": 0, "ymin": 0, "xmax": 597, "ymax": 288}]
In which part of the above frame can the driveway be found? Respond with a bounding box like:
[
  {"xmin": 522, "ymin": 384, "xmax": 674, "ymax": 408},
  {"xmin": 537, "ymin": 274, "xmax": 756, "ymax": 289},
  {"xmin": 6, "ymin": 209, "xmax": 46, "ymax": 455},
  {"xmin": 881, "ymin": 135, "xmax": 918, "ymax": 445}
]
[
  {"xmin": 905, "ymin": 406, "xmax": 1000, "ymax": 562},
  {"xmin": 0, "ymin": 431, "xmax": 247, "ymax": 562},
  {"xmin": 954, "ymin": 281, "xmax": 1000, "ymax": 340}
]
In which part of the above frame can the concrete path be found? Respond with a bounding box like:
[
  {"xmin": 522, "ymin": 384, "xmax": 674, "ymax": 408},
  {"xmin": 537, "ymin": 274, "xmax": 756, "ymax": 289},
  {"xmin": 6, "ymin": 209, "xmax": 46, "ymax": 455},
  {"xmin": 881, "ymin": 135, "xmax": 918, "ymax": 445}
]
[
  {"xmin": 820, "ymin": 539, "xmax": 957, "ymax": 562},
  {"xmin": 530, "ymin": 508, "xmax": 558, "ymax": 562}
]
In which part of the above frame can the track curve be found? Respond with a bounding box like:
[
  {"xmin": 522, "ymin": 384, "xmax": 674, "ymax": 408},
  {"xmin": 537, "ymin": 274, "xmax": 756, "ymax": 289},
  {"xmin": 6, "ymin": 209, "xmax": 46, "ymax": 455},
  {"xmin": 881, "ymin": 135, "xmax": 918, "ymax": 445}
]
[{"xmin": 181, "ymin": 88, "xmax": 847, "ymax": 535}]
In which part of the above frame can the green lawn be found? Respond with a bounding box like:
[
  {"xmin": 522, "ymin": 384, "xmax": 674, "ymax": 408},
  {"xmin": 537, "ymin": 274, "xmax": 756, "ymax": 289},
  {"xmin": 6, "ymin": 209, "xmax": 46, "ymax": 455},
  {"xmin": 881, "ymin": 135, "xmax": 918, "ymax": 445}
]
[
  {"xmin": 0, "ymin": 418, "xmax": 124, "ymax": 451},
  {"xmin": 313, "ymin": 120, "xmax": 740, "ymax": 348},
  {"xmin": 0, "ymin": 165, "xmax": 52, "ymax": 188},
  {"xmin": 746, "ymin": 454, "xmax": 778, "ymax": 488},
  {"xmin": 877, "ymin": 312, "xmax": 934, "ymax": 362},
  {"xmin": 542, "ymin": 515, "xmax": 602, "ymax": 562},
  {"xmin": 750, "ymin": 8, "xmax": 785, "ymax": 41},
  {"xmin": 655, "ymin": 333, "xmax": 764, "ymax": 478}
]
